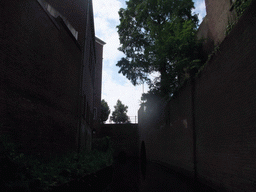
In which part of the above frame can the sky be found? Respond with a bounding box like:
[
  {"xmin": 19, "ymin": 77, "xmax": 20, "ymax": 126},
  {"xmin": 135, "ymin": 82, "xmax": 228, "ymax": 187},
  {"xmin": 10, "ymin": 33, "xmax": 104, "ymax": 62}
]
[{"xmin": 93, "ymin": 0, "xmax": 206, "ymax": 123}]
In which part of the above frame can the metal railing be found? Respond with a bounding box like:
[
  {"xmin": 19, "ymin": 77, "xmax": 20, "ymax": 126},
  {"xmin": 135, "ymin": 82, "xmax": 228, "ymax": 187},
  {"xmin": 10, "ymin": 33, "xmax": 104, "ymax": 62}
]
[{"xmin": 107, "ymin": 116, "xmax": 137, "ymax": 124}]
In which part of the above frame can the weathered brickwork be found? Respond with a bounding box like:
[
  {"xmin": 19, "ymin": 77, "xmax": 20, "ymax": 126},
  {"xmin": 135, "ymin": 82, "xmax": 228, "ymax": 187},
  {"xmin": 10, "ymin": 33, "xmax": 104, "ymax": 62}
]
[
  {"xmin": 99, "ymin": 124, "xmax": 139, "ymax": 158},
  {"xmin": 139, "ymin": 85, "xmax": 194, "ymax": 176},
  {"xmin": 204, "ymin": 0, "xmax": 236, "ymax": 45},
  {"xmin": 198, "ymin": 0, "xmax": 237, "ymax": 57},
  {"xmin": 0, "ymin": 0, "xmax": 103, "ymax": 157},
  {"xmin": 195, "ymin": 2, "xmax": 256, "ymax": 190},
  {"xmin": 44, "ymin": 0, "xmax": 88, "ymax": 48},
  {"xmin": 138, "ymin": 1, "xmax": 256, "ymax": 191}
]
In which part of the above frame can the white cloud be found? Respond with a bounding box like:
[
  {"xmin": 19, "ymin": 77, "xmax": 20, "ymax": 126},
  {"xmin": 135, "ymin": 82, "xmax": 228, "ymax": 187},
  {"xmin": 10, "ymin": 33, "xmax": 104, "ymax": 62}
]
[
  {"xmin": 101, "ymin": 69, "xmax": 146, "ymax": 123},
  {"xmin": 102, "ymin": 31, "xmax": 124, "ymax": 65},
  {"xmin": 93, "ymin": 0, "xmax": 124, "ymax": 65},
  {"xmin": 193, "ymin": 0, "xmax": 206, "ymax": 23},
  {"xmin": 93, "ymin": 0, "xmax": 122, "ymax": 21},
  {"xmin": 94, "ymin": 0, "xmax": 206, "ymax": 123},
  {"xmin": 94, "ymin": 0, "xmax": 144, "ymax": 123},
  {"xmin": 94, "ymin": 17, "xmax": 109, "ymax": 36}
]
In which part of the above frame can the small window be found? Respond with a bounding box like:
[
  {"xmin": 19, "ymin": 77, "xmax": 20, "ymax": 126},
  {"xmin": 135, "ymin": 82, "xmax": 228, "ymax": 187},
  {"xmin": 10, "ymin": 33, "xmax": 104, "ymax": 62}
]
[{"xmin": 93, "ymin": 107, "xmax": 97, "ymax": 120}]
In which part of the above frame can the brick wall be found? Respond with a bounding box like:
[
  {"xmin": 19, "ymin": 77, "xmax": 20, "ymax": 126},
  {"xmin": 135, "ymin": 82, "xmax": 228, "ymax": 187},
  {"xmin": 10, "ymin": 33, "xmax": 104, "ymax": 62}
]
[
  {"xmin": 204, "ymin": 0, "xmax": 236, "ymax": 45},
  {"xmin": 0, "ymin": 0, "xmax": 89, "ymax": 157},
  {"xmin": 44, "ymin": 0, "xmax": 88, "ymax": 48},
  {"xmin": 195, "ymin": 2, "xmax": 256, "ymax": 190},
  {"xmin": 197, "ymin": 15, "xmax": 214, "ymax": 57},
  {"xmin": 138, "ymin": 1, "xmax": 256, "ymax": 191},
  {"xmin": 99, "ymin": 124, "xmax": 139, "ymax": 158},
  {"xmin": 138, "ymin": 85, "xmax": 195, "ymax": 177}
]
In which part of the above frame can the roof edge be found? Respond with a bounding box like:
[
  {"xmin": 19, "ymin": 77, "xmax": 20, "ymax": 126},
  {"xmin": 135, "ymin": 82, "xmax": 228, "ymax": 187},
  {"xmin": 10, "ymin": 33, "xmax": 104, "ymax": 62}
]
[{"xmin": 95, "ymin": 36, "xmax": 106, "ymax": 45}]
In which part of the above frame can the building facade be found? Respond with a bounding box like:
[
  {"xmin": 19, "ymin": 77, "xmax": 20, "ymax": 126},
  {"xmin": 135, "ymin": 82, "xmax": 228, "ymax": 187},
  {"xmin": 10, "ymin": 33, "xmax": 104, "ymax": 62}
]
[
  {"xmin": 93, "ymin": 37, "xmax": 106, "ymax": 134},
  {"xmin": 0, "ymin": 0, "xmax": 104, "ymax": 156},
  {"xmin": 197, "ymin": 0, "xmax": 237, "ymax": 55}
]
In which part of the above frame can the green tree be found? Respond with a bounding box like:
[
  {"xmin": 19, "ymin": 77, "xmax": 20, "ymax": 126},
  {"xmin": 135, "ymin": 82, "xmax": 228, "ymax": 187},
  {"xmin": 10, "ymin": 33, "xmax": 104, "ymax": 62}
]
[
  {"xmin": 117, "ymin": 0, "xmax": 203, "ymax": 97},
  {"xmin": 234, "ymin": 0, "xmax": 253, "ymax": 18},
  {"xmin": 110, "ymin": 100, "xmax": 130, "ymax": 124},
  {"xmin": 100, "ymin": 99, "xmax": 110, "ymax": 124}
]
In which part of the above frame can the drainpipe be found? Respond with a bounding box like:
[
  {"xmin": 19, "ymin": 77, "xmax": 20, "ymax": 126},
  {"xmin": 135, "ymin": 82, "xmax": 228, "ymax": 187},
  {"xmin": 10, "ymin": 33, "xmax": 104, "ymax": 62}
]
[
  {"xmin": 77, "ymin": 0, "xmax": 90, "ymax": 154},
  {"xmin": 77, "ymin": 52, "xmax": 84, "ymax": 154},
  {"xmin": 190, "ymin": 69, "xmax": 197, "ymax": 181}
]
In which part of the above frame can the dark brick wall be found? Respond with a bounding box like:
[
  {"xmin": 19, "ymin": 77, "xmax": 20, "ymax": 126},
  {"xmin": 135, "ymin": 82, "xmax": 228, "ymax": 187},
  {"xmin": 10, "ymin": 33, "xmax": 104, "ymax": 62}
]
[
  {"xmin": 139, "ymin": 86, "xmax": 194, "ymax": 175},
  {"xmin": 99, "ymin": 124, "xmax": 139, "ymax": 158},
  {"xmin": 204, "ymin": 0, "xmax": 236, "ymax": 45},
  {"xmin": 197, "ymin": 15, "xmax": 215, "ymax": 57},
  {"xmin": 195, "ymin": 2, "xmax": 256, "ymax": 191},
  {"xmin": 0, "ymin": 0, "xmax": 90, "ymax": 156},
  {"xmin": 44, "ymin": 0, "xmax": 88, "ymax": 47},
  {"xmin": 138, "ymin": 1, "xmax": 256, "ymax": 191},
  {"xmin": 198, "ymin": 0, "xmax": 237, "ymax": 57}
]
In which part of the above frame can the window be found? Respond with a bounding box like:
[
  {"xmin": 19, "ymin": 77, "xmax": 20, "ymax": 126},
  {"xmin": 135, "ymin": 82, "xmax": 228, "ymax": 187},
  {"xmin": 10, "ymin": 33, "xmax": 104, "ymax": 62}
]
[{"xmin": 93, "ymin": 107, "xmax": 97, "ymax": 120}]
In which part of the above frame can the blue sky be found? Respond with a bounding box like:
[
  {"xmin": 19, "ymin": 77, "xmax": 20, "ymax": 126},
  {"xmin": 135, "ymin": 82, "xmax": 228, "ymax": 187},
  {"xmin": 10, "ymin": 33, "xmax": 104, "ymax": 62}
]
[{"xmin": 93, "ymin": 0, "xmax": 206, "ymax": 123}]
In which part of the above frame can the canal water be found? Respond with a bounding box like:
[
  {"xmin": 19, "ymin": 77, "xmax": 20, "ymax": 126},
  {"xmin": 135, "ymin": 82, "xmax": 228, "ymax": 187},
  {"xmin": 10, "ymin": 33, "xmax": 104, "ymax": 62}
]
[{"xmin": 103, "ymin": 155, "xmax": 216, "ymax": 192}]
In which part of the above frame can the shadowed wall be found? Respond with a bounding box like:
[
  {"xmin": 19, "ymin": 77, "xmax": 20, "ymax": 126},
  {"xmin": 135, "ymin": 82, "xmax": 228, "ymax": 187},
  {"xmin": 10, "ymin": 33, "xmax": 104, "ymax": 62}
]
[
  {"xmin": 138, "ymin": 1, "xmax": 256, "ymax": 191},
  {"xmin": 0, "ymin": 0, "xmax": 99, "ymax": 156},
  {"xmin": 99, "ymin": 124, "xmax": 139, "ymax": 158}
]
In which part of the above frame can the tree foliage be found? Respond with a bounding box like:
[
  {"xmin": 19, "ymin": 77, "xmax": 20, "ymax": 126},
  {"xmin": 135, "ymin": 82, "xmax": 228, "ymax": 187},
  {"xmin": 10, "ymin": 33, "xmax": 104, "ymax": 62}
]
[
  {"xmin": 234, "ymin": 0, "xmax": 253, "ymax": 18},
  {"xmin": 110, "ymin": 100, "xmax": 130, "ymax": 124},
  {"xmin": 100, "ymin": 99, "xmax": 110, "ymax": 124},
  {"xmin": 117, "ymin": 0, "xmax": 203, "ymax": 98}
]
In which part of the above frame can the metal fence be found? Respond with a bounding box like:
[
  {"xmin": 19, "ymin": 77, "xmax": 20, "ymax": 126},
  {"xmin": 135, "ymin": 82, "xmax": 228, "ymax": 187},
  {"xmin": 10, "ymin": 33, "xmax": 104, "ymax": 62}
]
[{"xmin": 107, "ymin": 116, "xmax": 137, "ymax": 124}]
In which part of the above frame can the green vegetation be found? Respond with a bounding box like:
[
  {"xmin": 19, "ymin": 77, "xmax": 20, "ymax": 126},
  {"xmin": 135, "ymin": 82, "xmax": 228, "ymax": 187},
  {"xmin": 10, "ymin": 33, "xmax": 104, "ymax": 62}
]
[
  {"xmin": 0, "ymin": 135, "xmax": 113, "ymax": 191},
  {"xmin": 110, "ymin": 100, "xmax": 130, "ymax": 124},
  {"xmin": 92, "ymin": 136, "xmax": 112, "ymax": 152},
  {"xmin": 101, "ymin": 99, "xmax": 111, "ymax": 124},
  {"xmin": 234, "ymin": 0, "xmax": 253, "ymax": 18},
  {"xmin": 116, "ymin": 0, "xmax": 203, "ymax": 99},
  {"xmin": 195, "ymin": 45, "xmax": 220, "ymax": 78},
  {"xmin": 226, "ymin": 0, "xmax": 253, "ymax": 35},
  {"xmin": 225, "ymin": 18, "xmax": 236, "ymax": 36}
]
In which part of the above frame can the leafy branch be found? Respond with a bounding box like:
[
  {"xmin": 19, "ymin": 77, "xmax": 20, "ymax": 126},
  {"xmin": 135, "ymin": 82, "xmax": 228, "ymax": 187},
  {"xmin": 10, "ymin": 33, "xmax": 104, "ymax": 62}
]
[{"xmin": 0, "ymin": 135, "xmax": 113, "ymax": 191}]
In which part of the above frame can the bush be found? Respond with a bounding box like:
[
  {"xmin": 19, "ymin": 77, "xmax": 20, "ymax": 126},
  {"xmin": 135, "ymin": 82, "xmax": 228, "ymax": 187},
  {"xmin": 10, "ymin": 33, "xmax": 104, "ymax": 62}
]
[
  {"xmin": 0, "ymin": 135, "xmax": 114, "ymax": 191},
  {"xmin": 92, "ymin": 136, "xmax": 112, "ymax": 152}
]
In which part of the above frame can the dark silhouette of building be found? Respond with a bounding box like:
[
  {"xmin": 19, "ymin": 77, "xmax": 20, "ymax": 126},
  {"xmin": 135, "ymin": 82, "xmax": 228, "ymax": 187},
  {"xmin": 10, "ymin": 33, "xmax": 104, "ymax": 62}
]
[{"xmin": 0, "ymin": 0, "xmax": 105, "ymax": 156}]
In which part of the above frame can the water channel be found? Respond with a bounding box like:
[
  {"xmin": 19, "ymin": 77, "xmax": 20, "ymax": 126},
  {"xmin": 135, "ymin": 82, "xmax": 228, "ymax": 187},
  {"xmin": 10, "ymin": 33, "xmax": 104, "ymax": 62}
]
[{"xmin": 103, "ymin": 154, "xmax": 216, "ymax": 192}]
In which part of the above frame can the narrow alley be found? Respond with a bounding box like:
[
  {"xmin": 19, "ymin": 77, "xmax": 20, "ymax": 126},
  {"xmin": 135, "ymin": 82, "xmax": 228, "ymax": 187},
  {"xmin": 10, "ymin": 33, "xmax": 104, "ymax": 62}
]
[{"xmin": 103, "ymin": 155, "xmax": 216, "ymax": 192}]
